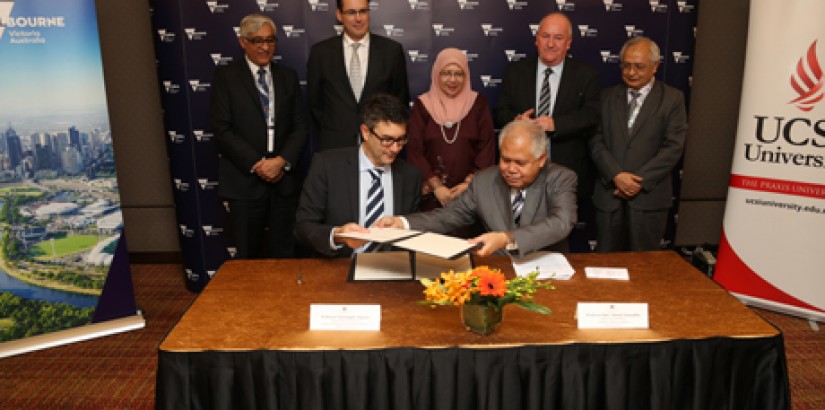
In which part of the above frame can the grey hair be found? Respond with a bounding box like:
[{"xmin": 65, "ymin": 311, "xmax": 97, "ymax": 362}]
[
  {"xmin": 620, "ymin": 36, "xmax": 661, "ymax": 64},
  {"xmin": 498, "ymin": 120, "xmax": 548, "ymax": 159},
  {"xmin": 239, "ymin": 14, "xmax": 276, "ymax": 38}
]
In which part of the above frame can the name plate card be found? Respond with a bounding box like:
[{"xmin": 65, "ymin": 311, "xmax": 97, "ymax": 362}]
[
  {"xmin": 309, "ymin": 304, "xmax": 381, "ymax": 331},
  {"xmin": 577, "ymin": 302, "xmax": 649, "ymax": 329},
  {"xmin": 584, "ymin": 267, "xmax": 630, "ymax": 280}
]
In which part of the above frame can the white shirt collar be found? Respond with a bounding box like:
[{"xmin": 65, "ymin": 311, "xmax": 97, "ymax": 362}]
[{"xmin": 343, "ymin": 32, "xmax": 370, "ymax": 47}]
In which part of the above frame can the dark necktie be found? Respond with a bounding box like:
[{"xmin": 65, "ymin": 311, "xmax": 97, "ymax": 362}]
[
  {"xmin": 537, "ymin": 68, "xmax": 553, "ymax": 117},
  {"xmin": 364, "ymin": 168, "xmax": 384, "ymax": 252},
  {"xmin": 628, "ymin": 89, "xmax": 641, "ymax": 129},
  {"xmin": 512, "ymin": 190, "xmax": 525, "ymax": 227},
  {"xmin": 257, "ymin": 68, "xmax": 270, "ymax": 118}
]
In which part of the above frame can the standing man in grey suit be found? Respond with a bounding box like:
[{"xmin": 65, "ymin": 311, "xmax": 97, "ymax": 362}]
[
  {"xmin": 494, "ymin": 11, "xmax": 599, "ymax": 221},
  {"xmin": 307, "ymin": 0, "xmax": 410, "ymax": 151},
  {"xmin": 588, "ymin": 36, "xmax": 687, "ymax": 251},
  {"xmin": 377, "ymin": 120, "xmax": 577, "ymax": 257},
  {"xmin": 211, "ymin": 14, "xmax": 307, "ymax": 258},
  {"xmin": 295, "ymin": 94, "xmax": 421, "ymax": 257}
]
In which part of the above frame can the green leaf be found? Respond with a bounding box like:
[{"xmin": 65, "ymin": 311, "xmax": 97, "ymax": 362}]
[{"xmin": 513, "ymin": 300, "xmax": 552, "ymax": 315}]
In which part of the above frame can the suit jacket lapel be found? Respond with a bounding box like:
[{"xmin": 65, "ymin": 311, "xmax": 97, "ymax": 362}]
[
  {"xmin": 345, "ymin": 149, "xmax": 359, "ymax": 220},
  {"xmin": 520, "ymin": 168, "xmax": 546, "ymax": 227},
  {"xmin": 391, "ymin": 161, "xmax": 406, "ymax": 215},
  {"xmin": 331, "ymin": 37, "xmax": 358, "ymax": 103},
  {"xmin": 363, "ymin": 36, "xmax": 381, "ymax": 99},
  {"xmin": 495, "ymin": 175, "xmax": 515, "ymax": 229},
  {"xmin": 240, "ymin": 62, "xmax": 265, "ymax": 118},
  {"xmin": 552, "ymin": 58, "xmax": 575, "ymax": 116}
]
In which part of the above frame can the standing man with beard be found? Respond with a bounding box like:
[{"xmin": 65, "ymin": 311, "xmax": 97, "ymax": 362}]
[
  {"xmin": 211, "ymin": 14, "xmax": 307, "ymax": 258},
  {"xmin": 307, "ymin": 0, "xmax": 410, "ymax": 151}
]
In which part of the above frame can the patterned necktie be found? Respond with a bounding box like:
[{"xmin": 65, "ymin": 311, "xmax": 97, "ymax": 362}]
[
  {"xmin": 537, "ymin": 68, "xmax": 553, "ymax": 117},
  {"xmin": 257, "ymin": 68, "xmax": 270, "ymax": 118},
  {"xmin": 364, "ymin": 168, "xmax": 384, "ymax": 251},
  {"xmin": 628, "ymin": 89, "xmax": 641, "ymax": 129},
  {"xmin": 512, "ymin": 190, "xmax": 525, "ymax": 227},
  {"xmin": 349, "ymin": 42, "xmax": 363, "ymax": 101}
]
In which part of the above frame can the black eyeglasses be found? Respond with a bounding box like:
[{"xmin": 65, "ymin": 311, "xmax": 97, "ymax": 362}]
[
  {"xmin": 244, "ymin": 36, "xmax": 277, "ymax": 46},
  {"xmin": 341, "ymin": 8, "xmax": 370, "ymax": 17},
  {"xmin": 369, "ymin": 128, "xmax": 408, "ymax": 147}
]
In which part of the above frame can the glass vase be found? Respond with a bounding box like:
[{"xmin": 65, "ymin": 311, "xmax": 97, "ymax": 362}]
[{"xmin": 460, "ymin": 303, "xmax": 503, "ymax": 335}]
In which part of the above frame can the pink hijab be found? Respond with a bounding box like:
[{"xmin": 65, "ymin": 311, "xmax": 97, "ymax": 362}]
[{"xmin": 419, "ymin": 48, "xmax": 478, "ymax": 126}]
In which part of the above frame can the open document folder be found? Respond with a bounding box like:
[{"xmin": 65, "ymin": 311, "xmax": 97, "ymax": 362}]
[
  {"xmin": 334, "ymin": 228, "xmax": 480, "ymax": 259},
  {"xmin": 350, "ymin": 251, "xmax": 473, "ymax": 281}
]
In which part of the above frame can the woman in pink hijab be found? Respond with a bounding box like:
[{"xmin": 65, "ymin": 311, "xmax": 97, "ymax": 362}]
[{"xmin": 406, "ymin": 48, "xmax": 496, "ymax": 216}]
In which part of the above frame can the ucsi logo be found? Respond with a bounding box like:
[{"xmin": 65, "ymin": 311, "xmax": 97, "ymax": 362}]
[{"xmin": 789, "ymin": 40, "xmax": 824, "ymax": 112}]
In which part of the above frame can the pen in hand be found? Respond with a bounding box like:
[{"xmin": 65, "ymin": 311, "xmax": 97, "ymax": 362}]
[{"xmin": 297, "ymin": 270, "xmax": 303, "ymax": 285}]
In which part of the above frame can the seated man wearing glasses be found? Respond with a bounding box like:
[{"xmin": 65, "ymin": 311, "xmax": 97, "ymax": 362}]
[
  {"xmin": 307, "ymin": 0, "xmax": 409, "ymax": 151},
  {"xmin": 212, "ymin": 13, "xmax": 307, "ymax": 258},
  {"xmin": 295, "ymin": 93, "xmax": 421, "ymax": 257}
]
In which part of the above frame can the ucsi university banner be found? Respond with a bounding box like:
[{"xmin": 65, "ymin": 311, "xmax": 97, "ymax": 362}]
[{"xmin": 716, "ymin": 0, "xmax": 825, "ymax": 320}]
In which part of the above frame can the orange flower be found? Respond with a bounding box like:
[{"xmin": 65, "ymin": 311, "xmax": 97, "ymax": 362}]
[{"xmin": 475, "ymin": 268, "xmax": 507, "ymax": 297}]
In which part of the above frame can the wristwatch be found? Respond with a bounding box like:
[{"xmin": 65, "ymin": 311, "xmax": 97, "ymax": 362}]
[{"xmin": 283, "ymin": 160, "xmax": 292, "ymax": 172}]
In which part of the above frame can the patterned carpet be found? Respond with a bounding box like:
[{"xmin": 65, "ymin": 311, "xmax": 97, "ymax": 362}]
[{"xmin": 0, "ymin": 263, "xmax": 822, "ymax": 409}]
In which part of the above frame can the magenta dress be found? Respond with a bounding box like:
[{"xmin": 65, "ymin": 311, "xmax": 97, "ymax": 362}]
[{"xmin": 406, "ymin": 95, "xmax": 496, "ymax": 213}]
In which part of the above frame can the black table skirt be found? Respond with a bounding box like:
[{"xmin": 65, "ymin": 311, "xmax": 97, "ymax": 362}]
[{"xmin": 156, "ymin": 335, "xmax": 790, "ymax": 410}]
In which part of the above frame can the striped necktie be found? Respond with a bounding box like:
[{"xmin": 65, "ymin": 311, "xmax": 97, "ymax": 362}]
[
  {"xmin": 628, "ymin": 89, "xmax": 641, "ymax": 129},
  {"xmin": 364, "ymin": 168, "xmax": 384, "ymax": 252},
  {"xmin": 537, "ymin": 68, "xmax": 553, "ymax": 116},
  {"xmin": 256, "ymin": 68, "xmax": 269, "ymax": 118},
  {"xmin": 512, "ymin": 190, "xmax": 525, "ymax": 227}
]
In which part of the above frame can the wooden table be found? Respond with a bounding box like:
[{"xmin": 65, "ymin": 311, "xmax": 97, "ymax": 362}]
[{"xmin": 156, "ymin": 251, "xmax": 789, "ymax": 410}]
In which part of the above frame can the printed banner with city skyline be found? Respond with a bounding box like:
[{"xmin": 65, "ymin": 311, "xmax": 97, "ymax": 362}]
[{"xmin": 0, "ymin": 0, "xmax": 127, "ymax": 344}]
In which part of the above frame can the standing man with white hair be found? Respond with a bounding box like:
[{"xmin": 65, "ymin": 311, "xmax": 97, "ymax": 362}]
[
  {"xmin": 377, "ymin": 120, "xmax": 577, "ymax": 257},
  {"xmin": 588, "ymin": 36, "xmax": 687, "ymax": 251},
  {"xmin": 212, "ymin": 13, "xmax": 307, "ymax": 258}
]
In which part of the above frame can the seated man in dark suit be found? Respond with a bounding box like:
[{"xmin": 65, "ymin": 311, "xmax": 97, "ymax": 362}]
[
  {"xmin": 211, "ymin": 13, "xmax": 307, "ymax": 258},
  {"xmin": 588, "ymin": 36, "xmax": 687, "ymax": 251},
  {"xmin": 294, "ymin": 93, "xmax": 421, "ymax": 257},
  {"xmin": 377, "ymin": 120, "xmax": 577, "ymax": 257},
  {"xmin": 307, "ymin": 0, "xmax": 410, "ymax": 150}
]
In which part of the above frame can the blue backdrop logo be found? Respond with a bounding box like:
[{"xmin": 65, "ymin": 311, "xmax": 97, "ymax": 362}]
[
  {"xmin": 600, "ymin": 50, "xmax": 620, "ymax": 63},
  {"xmin": 649, "ymin": 1, "xmax": 668, "ymax": 13},
  {"xmin": 188, "ymin": 79, "xmax": 210, "ymax": 92},
  {"xmin": 174, "ymin": 178, "xmax": 190, "ymax": 192},
  {"xmin": 163, "ymin": 80, "xmax": 181, "ymax": 94},
  {"xmin": 505, "ymin": 50, "xmax": 526, "ymax": 62},
  {"xmin": 168, "ymin": 130, "xmax": 185, "ymax": 143},
  {"xmin": 603, "ymin": 0, "xmax": 622, "ymax": 11},
  {"xmin": 625, "ymin": 25, "xmax": 644, "ymax": 37},
  {"xmin": 383, "ymin": 25, "xmax": 404, "ymax": 37},
  {"xmin": 282, "ymin": 25, "xmax": 304, "ymax": 38},
  {"xmin": 408, "ymin": 50, "xmax": 429, "ymax": 63},
  {"xmin": 206, "ymin": 1, "xmax": 229, "ymax": 13},
  {"xmin": 210, "ymin": 53, "xmax": 232, "ymax": 65},
  {"xmin": 432, "ymin": 24, "xmax": 454, "ymax": 37},
  {"xmin": 507, "ymin": 0, "xmax": 528, "ymax": 10},
  {"xmin": 157, "ymin": 29, "xmax": 175, "ymax": 42},
  {"xmin": 257, "ymin": 0, "xmax": 278, "ymax": 12},
  {"xmin": 678, "ymin": 1, "xmax": 695, "ymax": 13},
  {"xmin": 481, "ymin": 24, "xmax": 503, "ymax": 37},
  {"xmin": 672, "ymin": 52, "xmax": 690, "ymax": 63},
  {"xmin": 193, "ymin": 130, "xmax": 213, "ymax": 142},
  {"xmin": 578, "ymin": 25, "xmax": 598, "ymax": 38},
  {"xmin": 556, "ymin": 0, "xmax": 575, "ymax": 11},
  {"xmin": 184, "ymin": 27, "xmax": 207, "ymax": 40},
  {"xmin": 457, "ymin": 0, "xmax": 479, "ymax": 10},
  {"xmin": 480, "ymin": 75, "xmax": 502, "ymax": 88},
  {"xmin": 308, "ymin": 0, "xmax": 330, "ymax": 11},
  {"xmin": 408, "ymin": 0, "xmax": 429, "ymax": 10}
]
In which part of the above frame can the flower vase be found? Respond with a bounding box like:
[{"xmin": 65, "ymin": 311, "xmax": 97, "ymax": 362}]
[{"xmin": 461, "ymin": 303, "xmax": 503, "ymax": 335}]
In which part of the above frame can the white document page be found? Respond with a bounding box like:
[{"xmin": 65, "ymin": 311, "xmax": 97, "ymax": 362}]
[
  {"xmin": 392, "ymin": 232, "xmax": 479, "ymax": 259},
  {"xmin": 414, "ymin": 253, "xmax": 473, "ymax": 279},
  {"xmin": 334, "ymin": 227, "xmax": 420, "ymax": 243},
  {"xmin": 352, "ymin": 251, "xmax": 412, "ymax": 281},
  {"xmin": 584, "ymin": 267, "xmax": 630, "ymax": 280},
  {"xmin": 510, "ymin": 251, "xmax": 575, "ymax": 280}
]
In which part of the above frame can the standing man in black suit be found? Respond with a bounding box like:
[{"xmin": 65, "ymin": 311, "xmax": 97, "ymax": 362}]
[
  {"xmin": 211, "ymin": 13, "xmax": 307, "ymax": 258},
  {"xmin": 307, "ymin": 0, "xmax": 410, "ymax": 151},
  {"xmin": 494, "ymin": 11, "xmax": 599, "ymax": 220},
  {"xmin": 295, "ymin": 94, "xmax": 421, "ymax": 257},
  {"xmin": 588, "ymin": 36, "xmax": 687, "ymax": 251}
]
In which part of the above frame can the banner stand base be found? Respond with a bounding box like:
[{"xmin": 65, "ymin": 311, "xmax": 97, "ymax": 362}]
[
  {"xmin": 731, "ymin": 292, "xmax": 825, "ymax": 324},
  {"xmin": 0, "ymin": 313, "xmax": 145, "ymax": 359}
]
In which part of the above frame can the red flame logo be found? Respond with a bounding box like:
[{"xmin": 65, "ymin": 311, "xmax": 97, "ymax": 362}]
[{"xmin": 789, "ymin": 40, "xmax": 824, "ymax": 112}]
